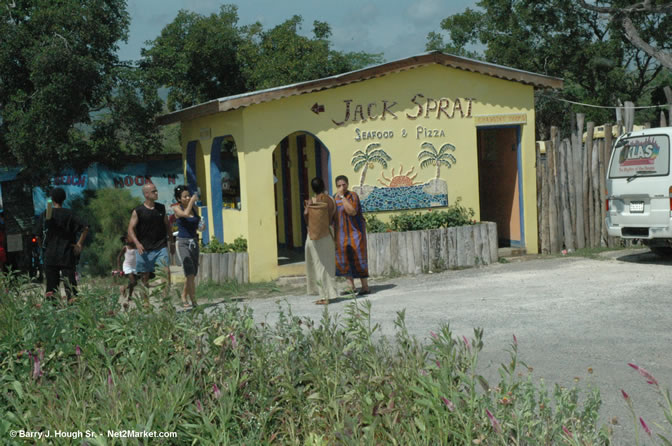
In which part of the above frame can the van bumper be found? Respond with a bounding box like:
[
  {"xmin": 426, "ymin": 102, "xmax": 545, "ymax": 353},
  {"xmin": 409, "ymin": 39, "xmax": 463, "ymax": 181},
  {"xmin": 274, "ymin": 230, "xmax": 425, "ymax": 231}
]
[{"xmin": 607, "ymin": 218, "xmax": 672, "ymax": 239}]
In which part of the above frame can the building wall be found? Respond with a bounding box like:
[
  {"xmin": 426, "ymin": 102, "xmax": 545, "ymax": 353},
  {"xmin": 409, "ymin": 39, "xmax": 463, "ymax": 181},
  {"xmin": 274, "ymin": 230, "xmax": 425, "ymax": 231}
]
[{"xmin": 180, "ymin": 64, "xmax": 539, "ymax": 281}]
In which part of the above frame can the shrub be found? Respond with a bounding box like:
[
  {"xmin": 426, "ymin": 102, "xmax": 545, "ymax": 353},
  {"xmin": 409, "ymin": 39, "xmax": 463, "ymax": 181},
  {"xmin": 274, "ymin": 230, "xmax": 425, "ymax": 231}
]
[
  {"xmin": 365, "ymin": 214, "xmax": 389, "ymax": 233},
  {"xmin": 366, "ymin": 198, "xmax": 476, "ymax": 233},
  {"xmin": 69, "ymin": 188, "xmax": 142, "ymax": 276},
  {"xmin": 201, "ymin": 236, "xmax": 247, "ymax": 253},
  {"xmin": 0, "ymin": 271, "xmax": 612, "ymax": 445}
]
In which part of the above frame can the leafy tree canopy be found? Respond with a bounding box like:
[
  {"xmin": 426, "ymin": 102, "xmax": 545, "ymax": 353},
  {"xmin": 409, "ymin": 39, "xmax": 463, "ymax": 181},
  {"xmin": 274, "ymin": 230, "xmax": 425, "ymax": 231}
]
[
  {"xmin": 0, "ymin": 0, "xmax": 164, "ymax": 186},
  {"xmin": 141, "ymin": 5, "xmax": 383, "ymax": 112},
  {"xmin": 427, "ymin": 0, "xmax": 672, "ymax": 137}
]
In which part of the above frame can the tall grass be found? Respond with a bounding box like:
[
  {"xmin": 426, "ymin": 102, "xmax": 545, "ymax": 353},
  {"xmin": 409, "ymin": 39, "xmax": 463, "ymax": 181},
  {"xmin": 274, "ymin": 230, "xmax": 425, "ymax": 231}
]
[{"xmin": 0, "ymin": 270, "xmax": 611, "ymax": 445}]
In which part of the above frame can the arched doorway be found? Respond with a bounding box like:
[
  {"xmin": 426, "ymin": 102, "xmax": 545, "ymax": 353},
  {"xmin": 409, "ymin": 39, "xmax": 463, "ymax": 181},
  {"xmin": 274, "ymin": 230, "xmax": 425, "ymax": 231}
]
[
  {"xmin": 210, "ymin": 136, "xmax": 240, "ymax": 244},
  {"xmin": 272, "ymin": 131, "xmax": 331, "ymax": 266}
]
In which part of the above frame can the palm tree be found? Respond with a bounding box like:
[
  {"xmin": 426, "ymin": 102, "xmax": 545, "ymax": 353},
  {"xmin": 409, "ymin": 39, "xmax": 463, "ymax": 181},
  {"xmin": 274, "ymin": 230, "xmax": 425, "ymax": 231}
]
[
  {"xmin": 418, "ymin": 142, "xmax": 457, "ymax": 179},
  {"xmin": 351, "ymin": 143, "xmax": 392, "ymax": 188}
]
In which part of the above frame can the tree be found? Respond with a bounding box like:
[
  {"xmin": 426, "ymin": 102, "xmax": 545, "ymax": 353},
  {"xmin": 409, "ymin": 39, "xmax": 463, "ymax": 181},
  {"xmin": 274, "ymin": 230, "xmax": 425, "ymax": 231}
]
[
  {"xmin": 0, "ymin": 0, "xmax": 163, "ymax": 186},
  {"xmin": 140, "ymin": 5, "xmax": 246, "ymax": 112},
  {"xmin": 141, "ymin": 6, "xmax": 383, "ymax": 111},
  {"xmin": 418, "ymin": 143, "xmax": 457, "ymax": 179},
  {"xmin": 351, "ymin": 143, "xmax": 391, "ymax": 188},
  {"xmin": 237, "ymin": 15, "xmax": 383, "ymax": 91},
  {"xmin": 428, "ymin": 0, "xmax": 671, "ymax": 136},
  {"xmin": 577, "ymin": 1, "xmax": 672, "ymax": 70}
]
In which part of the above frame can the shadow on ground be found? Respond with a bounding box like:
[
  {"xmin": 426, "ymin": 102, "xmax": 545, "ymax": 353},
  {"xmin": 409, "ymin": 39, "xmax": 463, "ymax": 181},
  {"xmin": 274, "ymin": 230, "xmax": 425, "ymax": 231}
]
[{"xmin": 615, "ymin": 251, "xmax": 672, "ymax": 265}]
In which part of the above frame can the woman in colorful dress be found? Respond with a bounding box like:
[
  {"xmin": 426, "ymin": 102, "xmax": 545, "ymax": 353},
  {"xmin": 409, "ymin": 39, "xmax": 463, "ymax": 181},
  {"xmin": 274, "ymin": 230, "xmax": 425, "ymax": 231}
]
[{"xmin": 333, "ymin": 175, "xmax": 370, "ymax": 296}]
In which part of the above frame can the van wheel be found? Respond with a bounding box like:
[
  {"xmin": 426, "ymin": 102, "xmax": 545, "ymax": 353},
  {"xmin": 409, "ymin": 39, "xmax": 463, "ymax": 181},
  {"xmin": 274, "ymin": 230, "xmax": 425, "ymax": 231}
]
[{"xmin": 650, "ymin": 247, "xmax": 672, "ymax": 257}]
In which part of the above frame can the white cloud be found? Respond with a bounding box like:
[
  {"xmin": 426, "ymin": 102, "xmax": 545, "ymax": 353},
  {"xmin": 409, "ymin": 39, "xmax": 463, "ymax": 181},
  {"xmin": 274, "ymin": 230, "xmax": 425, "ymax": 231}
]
[{"xmin": 406, "ymin": 0, "xmax": 444, "ymax": 24}]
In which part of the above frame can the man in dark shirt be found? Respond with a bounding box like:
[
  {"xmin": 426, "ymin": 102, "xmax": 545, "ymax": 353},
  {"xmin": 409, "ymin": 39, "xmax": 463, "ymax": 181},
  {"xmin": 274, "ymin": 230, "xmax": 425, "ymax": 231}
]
[
  {"xmin": 35, "ymin": 187, "xmax": 89, "ymax": 299},
  {"xmin": 127, "ymin": 183, "xmax": 172, "ymax": 303}
]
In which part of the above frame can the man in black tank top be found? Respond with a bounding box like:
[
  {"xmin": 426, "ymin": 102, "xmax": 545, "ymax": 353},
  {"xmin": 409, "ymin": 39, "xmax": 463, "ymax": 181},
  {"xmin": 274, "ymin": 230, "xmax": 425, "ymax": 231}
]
[{"xmin": 128, "ymin": 183, "xmax": 173, "ymax": 303}]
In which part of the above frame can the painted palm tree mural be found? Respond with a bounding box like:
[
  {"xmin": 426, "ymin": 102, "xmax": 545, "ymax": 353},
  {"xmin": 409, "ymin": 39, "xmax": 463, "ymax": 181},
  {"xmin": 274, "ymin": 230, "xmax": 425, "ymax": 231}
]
[
  {"xmin": 351, "ymin": 142, "xmax": 392, "ymax": 188},
  {"xmin": 418, "ymin": 142, "xmax": 457, "ymax": 179}
]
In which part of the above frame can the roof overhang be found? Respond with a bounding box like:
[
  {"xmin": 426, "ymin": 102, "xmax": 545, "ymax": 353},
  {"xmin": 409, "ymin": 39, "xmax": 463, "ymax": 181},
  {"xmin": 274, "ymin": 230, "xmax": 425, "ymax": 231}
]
[{"xmin": 157, "ymin": 51, "xmax": 563, "ymax": 126}]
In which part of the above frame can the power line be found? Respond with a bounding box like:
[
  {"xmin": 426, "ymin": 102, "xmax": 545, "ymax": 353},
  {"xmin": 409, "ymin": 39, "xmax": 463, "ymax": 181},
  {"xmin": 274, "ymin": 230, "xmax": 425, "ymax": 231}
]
[{"xmin": 537, "ymin": 93, "xmax": 668, "ymax": 110}]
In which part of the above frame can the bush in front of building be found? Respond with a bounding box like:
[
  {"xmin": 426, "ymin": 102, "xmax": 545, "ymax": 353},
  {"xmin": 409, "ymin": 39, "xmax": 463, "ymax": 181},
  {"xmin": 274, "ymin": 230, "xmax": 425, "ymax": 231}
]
[
  {"xmin": 200, "ymin": 236, "xmax": 247, "ymax": 254},
  {"xmin": 0, "ymin": 273, "xmax": 612, "ymax": 444},
  {"xmin": 366, "ymin": 198, "xmax": 475, "ymax": 233},
  {"xmin": 69, "ymin": 188, "xmax": 142, "ymax": 276}
]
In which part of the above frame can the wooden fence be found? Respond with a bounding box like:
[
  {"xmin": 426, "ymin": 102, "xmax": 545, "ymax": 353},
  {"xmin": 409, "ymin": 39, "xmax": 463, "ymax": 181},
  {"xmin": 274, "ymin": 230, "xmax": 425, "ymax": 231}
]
[
  {"xmin": 197, "ymin": 252, "xmax": 249, "ymax": 284},
  {"xmin": 367, "ymin": 222, "xmax": 498, "ymax": 276},
  {"xmin": 536, "ymin": 116, "xmax": 619, "ymax": 253}
]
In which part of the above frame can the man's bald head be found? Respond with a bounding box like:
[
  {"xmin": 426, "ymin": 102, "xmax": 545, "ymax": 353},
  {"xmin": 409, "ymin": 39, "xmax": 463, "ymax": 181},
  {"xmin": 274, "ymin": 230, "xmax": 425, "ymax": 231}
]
[{"xmin": 142, "ymin": 183, "xmax": 158, "ymax": 200}]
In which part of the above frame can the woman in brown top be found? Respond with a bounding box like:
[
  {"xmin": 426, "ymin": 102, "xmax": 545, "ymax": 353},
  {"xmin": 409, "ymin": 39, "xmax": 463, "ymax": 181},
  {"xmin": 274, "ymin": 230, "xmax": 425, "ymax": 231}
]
[{"xmin": 304, "ymin": 177, "xmax": 338, "ymax": 304}]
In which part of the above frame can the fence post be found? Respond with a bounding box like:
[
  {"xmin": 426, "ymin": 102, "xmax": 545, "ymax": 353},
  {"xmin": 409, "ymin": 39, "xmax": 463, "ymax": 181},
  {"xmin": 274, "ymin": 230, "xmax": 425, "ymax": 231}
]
[
  {"xmin": 573, "ymin": 114, "xmax": 586, "ymax": 249},
  {"xmin": 604, "ymin": 124, "xmax": 616, "ymax": 247},
  {"xmin": 536, "ymin": 142, "xmax": 543, "ymax": 251},
  {"xmin": 598, "ymin": 139, "xmax": 608, "ymax": 246},
  {"xmin": 591, "ymin": 135, "xmax": 601, "ymax": 247},
  {"xmin": 548, "ymin": 128, "xmax": 560, "ymax": 253},
  {"xmin": 584, "ymin": 122, "xmax": 595, "ymax": 247},
  {"xmin": 558, "ymin": 138, "xmax": 575, "ymax": 250},
  {"xmin": 541, "ymin": 141, "xmax": 551, "ymax": 254}
]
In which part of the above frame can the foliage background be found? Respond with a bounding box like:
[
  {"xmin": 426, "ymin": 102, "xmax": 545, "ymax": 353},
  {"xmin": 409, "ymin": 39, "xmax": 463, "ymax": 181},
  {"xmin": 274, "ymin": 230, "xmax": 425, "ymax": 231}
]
[{"xmin": 70, "ymin": 189, "xmax": 142, "ymax": 276}]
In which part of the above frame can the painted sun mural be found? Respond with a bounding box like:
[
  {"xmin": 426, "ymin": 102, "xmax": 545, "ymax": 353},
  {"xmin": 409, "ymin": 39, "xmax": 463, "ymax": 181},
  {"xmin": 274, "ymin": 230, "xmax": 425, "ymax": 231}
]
[
  {"xmin": 351, "ymin": 142, "xmax": 454, "ymax": 212},
  {"xmin": 377, "ymin": 165, "xmax": 421, "ymax": 187}
]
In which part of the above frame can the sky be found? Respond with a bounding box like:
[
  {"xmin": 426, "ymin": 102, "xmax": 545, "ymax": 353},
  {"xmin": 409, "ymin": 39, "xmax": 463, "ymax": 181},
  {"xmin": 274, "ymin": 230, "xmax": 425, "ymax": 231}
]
[{"xmin": 118, "ymin": 0, "xmax": 479, "ymax": 63}]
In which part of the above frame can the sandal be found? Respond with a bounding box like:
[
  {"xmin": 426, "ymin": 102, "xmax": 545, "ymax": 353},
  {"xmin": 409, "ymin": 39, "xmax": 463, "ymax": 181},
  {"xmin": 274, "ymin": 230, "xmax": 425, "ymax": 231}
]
[
  {"xmin": 182, "ymin": 302, "xmax": 191, "ymax": 309},
  {"xmin": 340, "ymin": 289, "xmax": 356, "ymax": 296},
  {"xmin": 357, "ymin": 289, "xmax": 371, "ymax": 296},
  {"xmin": 314, "ymin": 299, "xmax": 329, "ymax": 305}
]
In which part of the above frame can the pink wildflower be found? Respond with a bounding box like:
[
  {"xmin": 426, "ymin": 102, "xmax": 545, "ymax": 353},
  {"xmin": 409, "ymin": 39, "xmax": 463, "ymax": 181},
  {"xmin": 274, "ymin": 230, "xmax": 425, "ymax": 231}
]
[
  {"xmin": 462, "ymin": 336, "xmax": 470, "ymax": 349},
  {"xmin": 512, "ymin": 334, "xmax": 518, "ymax": 346},
  {"xmin": 419, "ymin": 369, "xmax": 428, "ymax": 376},
  {"xmin": 640, "ymin": 417, "xmax": 652, "ymax": 436},
  {"xmin": 436, "ymin": 360, "xmax": 440, "ymax": 368},
  {"xmin": 621, "ymin": 389, "xmax": 630, "ymax": 401},
  {"xmin": 107, "ymin": 369, "xmax": 114, "ymax": 388},
  {"xmin": 485, "ymin": 409, "xmax": 502, "ymax": 434},
  {"xmin": 75, "ymin": 345, "xmax": 81, "ymax": 357},
  {"xmin": 430, "ymin": 331, "xmax": 438, "ymax": 339},
  {"xmin": 229, "ymin": 332, "xmax": 237, "ymax": 349},
  {"xmin": 628, "ymin": 363, "xmax": 659, "ymax": 387},
  {"xmin": 30, "ymin": 351, "xmax": 43, "ymax": 380},
  {"xmin": 213, "ymin": 383, "xmax": 221, "ymax": 399},
  {"xmin": 562, "ymin": 425, "xmax": 573, "ymax": 438},
  {"xmin": 195, "ymin": 399, "xmax": 202, "ymax": 412},
  {"xmin": 441, "ymin": 397, "xmax": 455, "ymax": 412}
]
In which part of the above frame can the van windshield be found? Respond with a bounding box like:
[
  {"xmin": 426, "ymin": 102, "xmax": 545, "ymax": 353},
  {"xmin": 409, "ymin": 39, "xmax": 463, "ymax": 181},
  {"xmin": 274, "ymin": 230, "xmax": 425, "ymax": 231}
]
[{"xmin": 609, "ymin": 134, "xmax": 670, "ymax": 179}]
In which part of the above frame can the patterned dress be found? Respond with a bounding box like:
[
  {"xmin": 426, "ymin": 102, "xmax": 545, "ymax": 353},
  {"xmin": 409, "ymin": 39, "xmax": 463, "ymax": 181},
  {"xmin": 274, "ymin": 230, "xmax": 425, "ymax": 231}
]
[{"xmin": 334, "ymin": 191, "xmax": 369, "ymax": 278}]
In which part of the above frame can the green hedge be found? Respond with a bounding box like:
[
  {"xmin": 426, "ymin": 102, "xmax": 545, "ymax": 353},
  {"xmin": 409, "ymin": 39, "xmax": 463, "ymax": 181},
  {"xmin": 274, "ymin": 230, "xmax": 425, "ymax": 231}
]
[{"xmin": 366, "ymin": 198, "xmax": 475, "ymax": 233}]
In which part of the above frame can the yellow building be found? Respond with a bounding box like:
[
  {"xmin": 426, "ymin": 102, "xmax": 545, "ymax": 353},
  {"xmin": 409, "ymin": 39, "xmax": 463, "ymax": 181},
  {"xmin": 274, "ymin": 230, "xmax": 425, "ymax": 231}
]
[{"xmin": 158, "ymin": 52, "xmax": 562, "ymax": 282}]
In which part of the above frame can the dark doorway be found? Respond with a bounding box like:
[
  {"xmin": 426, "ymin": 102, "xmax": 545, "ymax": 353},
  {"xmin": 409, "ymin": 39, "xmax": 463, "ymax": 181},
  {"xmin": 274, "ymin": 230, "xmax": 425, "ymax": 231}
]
[{"xmin": 477, "ymin": 126, "xmax": 523, "ymax": 247}]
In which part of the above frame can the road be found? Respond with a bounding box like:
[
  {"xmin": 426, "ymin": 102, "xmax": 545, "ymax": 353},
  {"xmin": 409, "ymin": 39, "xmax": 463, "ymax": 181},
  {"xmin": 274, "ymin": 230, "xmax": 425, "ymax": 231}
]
[{"xmin": 228, "ymin": 249, "xmax": 672, "ymax": 444}]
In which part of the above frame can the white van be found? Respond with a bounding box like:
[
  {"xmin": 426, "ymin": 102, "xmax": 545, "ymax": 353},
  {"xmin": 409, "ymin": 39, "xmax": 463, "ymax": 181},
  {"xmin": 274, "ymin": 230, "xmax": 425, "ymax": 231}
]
[{"xmin": 606, "ymin": 127, "xmax": 672, "ymax": 255}]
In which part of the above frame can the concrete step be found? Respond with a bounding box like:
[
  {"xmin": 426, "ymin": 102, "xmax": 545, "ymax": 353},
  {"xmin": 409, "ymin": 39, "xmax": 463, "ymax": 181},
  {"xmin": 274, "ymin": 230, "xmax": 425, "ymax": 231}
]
[
  {"xmin": 277, "ymin": 275, "xmax": 307, "ymax": 287},
  {"xmin": 498, "ymin": 247, "xmax": 527, "ymax": 258}
]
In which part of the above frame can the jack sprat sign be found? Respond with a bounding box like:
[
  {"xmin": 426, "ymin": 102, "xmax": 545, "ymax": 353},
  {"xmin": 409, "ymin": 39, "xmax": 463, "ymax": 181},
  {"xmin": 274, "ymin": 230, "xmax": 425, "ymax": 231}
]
[{"xmin": 331, "ymin": 94, "xmax": 475, "ymax": 126}]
